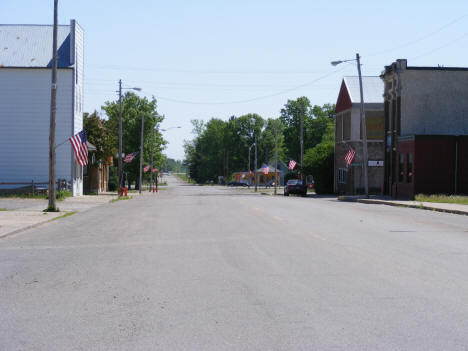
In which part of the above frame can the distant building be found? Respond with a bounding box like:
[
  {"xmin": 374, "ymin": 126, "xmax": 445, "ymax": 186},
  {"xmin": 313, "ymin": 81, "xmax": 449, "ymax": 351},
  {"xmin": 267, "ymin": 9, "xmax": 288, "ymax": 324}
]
[
  {"xmin": 334, "ymin": 76, "xmax": 385, "ymax": 195},
  {"xmin": 0, "ymin": 20, "xmax": 84, "ymax": 195},
  {"xmin": 381, "ymin": 59, "xmax": 468, "ymax": 199}
]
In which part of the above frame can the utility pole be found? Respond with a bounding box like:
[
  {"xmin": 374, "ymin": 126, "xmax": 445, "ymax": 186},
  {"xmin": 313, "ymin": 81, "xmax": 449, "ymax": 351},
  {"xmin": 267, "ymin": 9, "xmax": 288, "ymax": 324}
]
[
  {"xmin": 118, "ymin": 79, "xmax": 123, "ymax": 195},
  {"xmin": 356, "ymin": 53, "xmax": 369, "ymax": 198},
  {"xmin": 254, "ymin": 134, "xmax": 258, "ymax": 192},
  {"xmin": 300, "ymin": 103, "xmax": 304, "ymax": 181},
  {"xmin": 150, "ymin": 128, "xmax": 154, "ymax": 192},
  {"xmin": 139, "ymin": 113, "xmax": 145, "ymax": 194},
  {"xmin": 47, "ymin": 0, "xmax": 58, "ymax": 211},
  {"xmin": 274, "ymin": 120, "xmax": 278, "ymax": 195},
  {"xmin": 248, "ymin": 142, "xmax": 255, "ymax": 187}
]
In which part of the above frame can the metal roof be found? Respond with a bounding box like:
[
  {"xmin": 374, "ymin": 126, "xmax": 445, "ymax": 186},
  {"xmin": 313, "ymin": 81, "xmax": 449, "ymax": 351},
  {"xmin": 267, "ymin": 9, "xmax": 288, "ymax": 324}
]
[
  {"xmin": 0, "ymin": 24, "xmax": 72, "ymax": 68},
  {"xmin": 343, "ymin": 76, "xmax": 383, "ymax": 104}
]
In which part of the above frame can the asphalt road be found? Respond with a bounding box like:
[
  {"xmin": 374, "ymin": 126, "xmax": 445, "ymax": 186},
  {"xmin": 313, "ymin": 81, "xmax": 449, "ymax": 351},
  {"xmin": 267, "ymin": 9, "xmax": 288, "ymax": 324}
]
[{"xmin": 1, "ymin": 176, "xmax": 468, "ymax": 350}]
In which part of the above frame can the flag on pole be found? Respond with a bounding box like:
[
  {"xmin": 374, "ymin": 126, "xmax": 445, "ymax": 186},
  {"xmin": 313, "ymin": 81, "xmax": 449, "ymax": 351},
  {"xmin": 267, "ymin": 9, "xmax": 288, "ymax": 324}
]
[
  {"xmin": 143, "ymin": 165, "xmax": 150, "ymax": 173},
  {"xmin": 344, "ymin": 147, "xmax": 355, "ymax": 166},
  {"xmin": 69, "ymin": 130, "xmax": 88, "ymax": 166},
  {"xmin": 288, "ymin": 159, "xmax": 296, "ymax": 170},
  {"xmin": 123, "ymin": 152, "xmax": 138, "ymax": 163},
  {"xmin": 262, "ymin": 164, "xmax": 270, "ymax": 175},
  {"xmin": 152, "ymin": 168, "xmax": 158, "ymax": 173}
]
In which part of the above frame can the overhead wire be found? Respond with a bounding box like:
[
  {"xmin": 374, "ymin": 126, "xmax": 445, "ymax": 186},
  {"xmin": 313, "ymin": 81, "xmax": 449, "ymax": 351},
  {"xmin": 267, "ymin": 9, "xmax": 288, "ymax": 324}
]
[
  {"xmin": 150, "ymin": 65, "xmax": 350, "ymax": 105},
  {"xmin": 368, "ymin": 13, "xmax": 468, "ymax": 57}
]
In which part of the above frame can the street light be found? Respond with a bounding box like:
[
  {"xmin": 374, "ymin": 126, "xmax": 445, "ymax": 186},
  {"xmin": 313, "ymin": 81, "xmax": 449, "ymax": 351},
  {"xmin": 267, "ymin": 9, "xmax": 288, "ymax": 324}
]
[
  {"xmin": 160, "ymin": 126, "xmax": 181, "ymax": 132},
  {"xmin": 117, "ymin": 80, "xmax": 141, "ymax": 195},
  {"xmin": 331, "ymin": 53, "xmax": 369, "ymax": 197}
]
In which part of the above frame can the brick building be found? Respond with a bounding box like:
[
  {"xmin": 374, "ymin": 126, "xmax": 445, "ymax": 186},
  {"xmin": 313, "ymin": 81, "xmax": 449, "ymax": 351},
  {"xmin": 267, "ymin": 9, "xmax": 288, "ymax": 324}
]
[
  {"xmin": 381, "ymin": 59, "xmax": 468, "ymax": 199},
  {"xmin": 334, "ymin": 76, "xmax": 385, "ymax": 195}
]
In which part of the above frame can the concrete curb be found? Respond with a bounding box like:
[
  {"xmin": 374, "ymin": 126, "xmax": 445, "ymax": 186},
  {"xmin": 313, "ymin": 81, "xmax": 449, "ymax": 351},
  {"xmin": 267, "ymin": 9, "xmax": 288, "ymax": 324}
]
[
  {"xmin": 356, "ymin": 199, "xmax": 468, "ymax": 216},
  {"xmin": 0, "ymin": 212, "xmax": 71, "ymax": 239}
]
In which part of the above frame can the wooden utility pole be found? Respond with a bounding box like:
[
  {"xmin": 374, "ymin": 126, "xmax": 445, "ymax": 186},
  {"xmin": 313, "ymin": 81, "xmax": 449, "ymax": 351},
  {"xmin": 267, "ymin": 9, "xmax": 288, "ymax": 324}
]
[
  {"xmin": 300, "ymin": 103, "xmax": 304, "ymax": 181},
  {"xmin": 254, "ymin": 134, "xmax": 257, "ymax": 192},
  {"xmin": 139, "ymin": 113, "xmax": 145, "ymax": 194},
  {"xmin": 150, "ymin": 128, "xmax": 154, "ymax": 192},
  {"xmin": 274, "ymin": 120, "xmax": 278, "ymax": 195},
  {"xmin": 118, "ymin": 79, "xmax": 123, "ymax": 195},
  {"xmin": 48, "ymin": 0, "xmax": 58, "ymax": 211}
]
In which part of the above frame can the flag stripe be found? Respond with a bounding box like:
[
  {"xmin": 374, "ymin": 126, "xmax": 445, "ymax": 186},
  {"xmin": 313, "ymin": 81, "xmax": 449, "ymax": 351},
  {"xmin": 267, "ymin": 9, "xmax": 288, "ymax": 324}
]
[
  {"xmin": 69, "ymin": 130, "xmax": 88, "ymax": 166},
  {"xmin": 344, "ymin": 148, "xmax": 355, "ymax": 165}
]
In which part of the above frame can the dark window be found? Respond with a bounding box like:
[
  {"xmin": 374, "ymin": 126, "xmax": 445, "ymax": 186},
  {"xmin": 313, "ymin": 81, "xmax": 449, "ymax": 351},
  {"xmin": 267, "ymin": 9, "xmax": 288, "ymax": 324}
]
[
  {"xmin": 343, "ymin": 112, "xmax": 351, "ymax": 140},
  {"xmin": 399, "ymin": 153, "xmax": 405, "ymax": 182},
  {"xmin": 407, "ymin": 153, "xmax": 413, "ymax": 183}
]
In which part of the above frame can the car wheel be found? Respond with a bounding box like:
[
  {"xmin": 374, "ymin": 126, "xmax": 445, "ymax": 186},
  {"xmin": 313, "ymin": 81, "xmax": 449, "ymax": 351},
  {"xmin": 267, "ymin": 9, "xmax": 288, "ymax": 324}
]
[{"xmin": 284, "ymin": 192, "xmax": 289, "ymax": 196}]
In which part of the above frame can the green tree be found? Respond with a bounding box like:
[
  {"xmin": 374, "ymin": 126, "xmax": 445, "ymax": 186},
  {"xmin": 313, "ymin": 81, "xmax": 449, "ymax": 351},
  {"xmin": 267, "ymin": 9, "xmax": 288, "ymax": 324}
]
[
  {"xmin": 83, "ymin": 111, "xmax": 116, "ymax": 164},
  {"xmin": 102, "ymin": 92, "xmax": 166, "ymax": 188},
  {"xmin": 303, "ymin": 118, "xmax": 335, "ymax": 194},
  {"xmin": 280, "ymin": 98, "xmax": 335, "ymax": 166}
]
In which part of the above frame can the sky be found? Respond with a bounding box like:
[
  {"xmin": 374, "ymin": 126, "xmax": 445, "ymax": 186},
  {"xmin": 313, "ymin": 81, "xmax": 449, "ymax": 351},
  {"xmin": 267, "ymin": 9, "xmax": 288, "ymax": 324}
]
[{"xmin": 2, "ymin": 0, "xmax": 468, "ymax": 160}]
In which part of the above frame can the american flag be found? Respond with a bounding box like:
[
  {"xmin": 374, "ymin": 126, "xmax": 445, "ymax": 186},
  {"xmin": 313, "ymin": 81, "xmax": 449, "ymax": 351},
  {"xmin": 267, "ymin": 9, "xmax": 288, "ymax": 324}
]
[
  {"xmin": 143, "ymin": 165, "xmax": 150, "ymax": 173},
  {"xmin": 288, "ymin": 159, "xmax": 296, "ymax": 170},
  {"xmin": 152, "ymin": 168, "xmax": 158, "ymax": 173},
  {"xmin": 262, "ymin": 164, "xmax": 270, "ymax": 174},
  {"xmin": 69, "ymin": 130, "xmax": 88, "ymax": 166},
  {"xmin": 124, "ymin": 152, "xmax": 137, "ymax": 163},
  {"xmin": 344, "ymin": 147, "xmax": 355, "ymax": 166}
]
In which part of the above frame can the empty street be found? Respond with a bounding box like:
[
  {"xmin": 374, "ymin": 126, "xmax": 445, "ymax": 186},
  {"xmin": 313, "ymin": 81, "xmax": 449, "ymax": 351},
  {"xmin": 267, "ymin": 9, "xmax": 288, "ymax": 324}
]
[{"xmin": 1, "ymin": 176, "xmax": 468, "ymax": 350}]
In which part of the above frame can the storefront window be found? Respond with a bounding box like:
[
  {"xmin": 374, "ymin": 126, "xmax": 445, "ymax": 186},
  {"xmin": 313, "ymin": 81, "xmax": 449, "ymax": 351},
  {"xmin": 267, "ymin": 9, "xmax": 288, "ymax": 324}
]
[
  {"xmin": 399, "ymin": 153, "xmax": 405, "ymax": 182},
  {"xmin": 407, "ymin": 153, "xmax": 413, "ymax": 183}
]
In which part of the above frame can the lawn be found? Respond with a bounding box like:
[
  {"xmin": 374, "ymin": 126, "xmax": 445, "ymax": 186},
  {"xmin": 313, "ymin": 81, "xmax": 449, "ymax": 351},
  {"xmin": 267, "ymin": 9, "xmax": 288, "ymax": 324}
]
[
  {"xmin": 415, "ymin": 194, "xmax": 468, "ymax": 205},
  {"xmin": 0, "ymin": 190, "xmax": 72, "ymax": 201}
]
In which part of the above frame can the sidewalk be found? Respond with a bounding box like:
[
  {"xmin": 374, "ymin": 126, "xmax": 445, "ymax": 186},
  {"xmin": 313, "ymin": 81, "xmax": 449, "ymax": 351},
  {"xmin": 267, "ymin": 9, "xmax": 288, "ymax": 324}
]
[
  {"xmin": 0, "ymin": 193, "xmax": 118, "ymax": 239},
  {"xmin": 338, "ymin": 195, "xmax": 468, "ymax": 216}
]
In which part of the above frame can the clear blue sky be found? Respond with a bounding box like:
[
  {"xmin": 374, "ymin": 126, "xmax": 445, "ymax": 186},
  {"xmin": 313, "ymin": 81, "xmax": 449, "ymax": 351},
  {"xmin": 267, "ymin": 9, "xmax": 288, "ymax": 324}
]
[{"xmin": 3, "ymin": 0, "xmax": 468, "ymax": 160}]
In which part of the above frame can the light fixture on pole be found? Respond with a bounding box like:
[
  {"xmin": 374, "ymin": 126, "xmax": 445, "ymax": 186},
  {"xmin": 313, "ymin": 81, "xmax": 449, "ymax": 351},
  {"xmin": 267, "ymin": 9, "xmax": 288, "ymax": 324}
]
[
  {"xmin": 117, "ymin": 82, "xmax": 141, "ymax": 195},
  {"xmin": 331, "ymin": 53, "xmax": 369, "ymax": 197},
  {"xmin": 160, "ymin": 126, "xmax": 181, "ymax": 132}
]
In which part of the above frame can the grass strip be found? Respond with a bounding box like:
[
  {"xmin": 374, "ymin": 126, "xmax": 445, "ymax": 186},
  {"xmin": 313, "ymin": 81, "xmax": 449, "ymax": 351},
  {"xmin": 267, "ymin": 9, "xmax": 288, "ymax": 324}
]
[
  {"xmin": 415, "ymin": 194, "xmax": 468, "ymax": 205},
  {"xmin": 110, "ymin": 196, "xmax": 132, "ymax": 203},
  {"xmin": 50, "ymin": 211, "xmax": 77, "ymax": 221}
]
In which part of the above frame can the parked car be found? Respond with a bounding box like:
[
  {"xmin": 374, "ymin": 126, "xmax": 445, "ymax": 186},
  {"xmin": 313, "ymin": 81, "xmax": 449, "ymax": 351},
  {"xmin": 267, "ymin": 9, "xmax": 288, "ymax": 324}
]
[
  {"xmin": 284, "ymin": 179, "xmax": 307, "ymax": 197},
  {"xmin": 227, "ymin": 181, "xmax": 248, "ymax": 187}
]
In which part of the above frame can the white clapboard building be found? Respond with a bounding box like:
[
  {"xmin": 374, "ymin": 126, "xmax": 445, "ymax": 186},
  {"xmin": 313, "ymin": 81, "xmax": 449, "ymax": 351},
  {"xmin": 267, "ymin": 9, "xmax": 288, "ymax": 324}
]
[{"xmin": 0, "ymin": 20, "xmax": 84, "ymax": 196}]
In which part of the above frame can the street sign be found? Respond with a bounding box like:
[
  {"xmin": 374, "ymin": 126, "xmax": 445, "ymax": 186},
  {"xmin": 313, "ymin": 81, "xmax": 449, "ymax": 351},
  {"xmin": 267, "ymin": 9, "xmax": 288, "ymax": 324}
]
[{"xmin": 368, "ymin": 160, "xmax": 384, "ymax": 167}]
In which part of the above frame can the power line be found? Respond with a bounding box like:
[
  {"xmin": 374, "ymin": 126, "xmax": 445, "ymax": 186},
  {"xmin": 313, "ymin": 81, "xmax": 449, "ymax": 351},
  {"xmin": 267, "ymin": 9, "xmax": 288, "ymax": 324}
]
[
  {"xmin": 368, "ymin": 13, "xmax": 468, "ymax": 57},
  {"xmin": 150, "ymin": 65, "xmax": 350, "ymax": 105},
  {"xmin": 410, "ymin": 31, "xmax": 468, "ymax": 60},
  {"xmin": 86, "ymin": 64, "xmax": 334, "ymax": 75}
]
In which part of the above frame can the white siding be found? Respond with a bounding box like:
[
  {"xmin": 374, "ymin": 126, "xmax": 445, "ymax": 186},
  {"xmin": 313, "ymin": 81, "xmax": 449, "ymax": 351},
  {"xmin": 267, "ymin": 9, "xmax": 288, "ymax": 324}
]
[
  {"xmin": 0, "ymin": 68, "xmax": 74, "ymax": 187},
  {"xmin": 71, "ymin": 21, "xmax": 85, "ymax": 195}
]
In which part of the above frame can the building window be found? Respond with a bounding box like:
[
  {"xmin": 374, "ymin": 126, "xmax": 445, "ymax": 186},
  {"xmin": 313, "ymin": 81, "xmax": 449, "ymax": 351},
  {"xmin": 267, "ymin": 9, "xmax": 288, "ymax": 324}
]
[
  {"xmin": 407, "ymin": 153, "xmax": 413, "ymax": 183},
  {"xmin": 399, "ymin": 153, "xmax": 405, "ymax": 183},
  {"xmin": 338, "ymin": 168, "xmax": 347, "ymax": 184},
  {"xmin": 336, "ymin": 114, "xmax": 343, "ymax": 141},
  {"xmin": 343, "ymin": 111, "xmax": 351, "ymax": 140}
]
